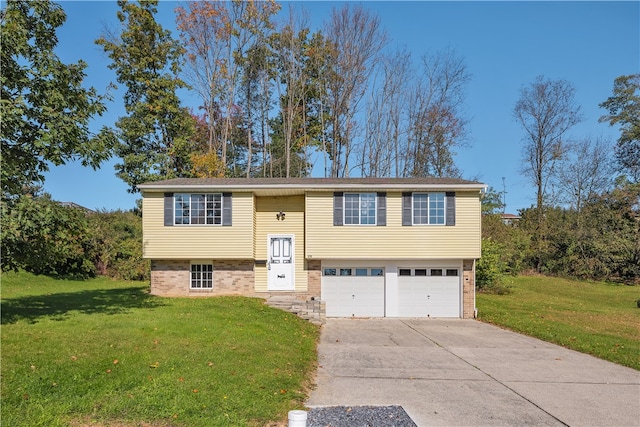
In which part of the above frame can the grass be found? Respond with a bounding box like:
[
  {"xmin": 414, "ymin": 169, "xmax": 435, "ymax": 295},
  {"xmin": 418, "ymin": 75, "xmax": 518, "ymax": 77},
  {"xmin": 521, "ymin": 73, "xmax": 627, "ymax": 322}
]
[
  {"xmin": 1, "ymin": 271, "xmax": 319, "ymax": 426},
  {"xmin": 477, "ymin": 275, "xmax": 640, "ymax": 370}
]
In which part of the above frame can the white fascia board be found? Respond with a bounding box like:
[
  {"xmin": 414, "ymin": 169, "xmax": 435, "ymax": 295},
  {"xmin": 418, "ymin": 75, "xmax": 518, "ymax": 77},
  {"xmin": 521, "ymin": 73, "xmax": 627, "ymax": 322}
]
[{"xmin": 138, "ymin": 183, "xmax": 485, "ymax": 193}]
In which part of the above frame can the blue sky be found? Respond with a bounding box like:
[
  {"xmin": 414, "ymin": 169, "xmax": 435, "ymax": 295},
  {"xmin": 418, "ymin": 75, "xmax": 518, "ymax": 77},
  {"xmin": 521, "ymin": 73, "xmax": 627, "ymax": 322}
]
[{"xmin": 42, "ymin": 1, "xmax": 639, "ymax": 212}]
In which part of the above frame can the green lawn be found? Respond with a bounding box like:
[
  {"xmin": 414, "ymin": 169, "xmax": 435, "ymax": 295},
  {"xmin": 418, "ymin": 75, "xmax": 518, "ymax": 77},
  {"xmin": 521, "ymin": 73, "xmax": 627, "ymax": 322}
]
[
  {"xmin": 477, "ymin": 275, "xmax": 640, "ymax": 370},
  {"xmin": 1, "ymin": 271, "xmax": 319, "ymax": 426}
]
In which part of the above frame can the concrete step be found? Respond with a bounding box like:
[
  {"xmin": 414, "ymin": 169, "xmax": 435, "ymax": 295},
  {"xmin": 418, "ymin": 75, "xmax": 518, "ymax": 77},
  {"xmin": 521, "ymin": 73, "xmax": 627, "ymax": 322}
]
[{"xmin": 265, "ymin": 296, "xmax": 325, "ymax": 324}]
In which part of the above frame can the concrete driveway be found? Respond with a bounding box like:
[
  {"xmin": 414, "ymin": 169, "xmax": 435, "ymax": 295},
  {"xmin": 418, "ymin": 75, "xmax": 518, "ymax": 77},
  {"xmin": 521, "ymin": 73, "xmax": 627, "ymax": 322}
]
[{"xmin": 306, "ymin": 319, "xmax": 640, "ymax": 426}]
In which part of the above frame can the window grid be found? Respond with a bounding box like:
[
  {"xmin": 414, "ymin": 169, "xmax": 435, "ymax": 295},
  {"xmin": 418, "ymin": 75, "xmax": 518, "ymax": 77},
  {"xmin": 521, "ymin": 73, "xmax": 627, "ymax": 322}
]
[
  {"xmin": 322, "ymin": 267, "xmax": 384, "ymax": 276},
  {"xmin": 175, "ymin": 194, "xmax": 222, "ymax": 225},
  {"xmin": 191, "ymin": 264, "xmax": 213, "ymax": 289},
  {"xmin": 398, "ymin": 268, "xmax": 458, "ymax": 277},
  {"xmin": 429, "ymin": 193, "xmax": 445, "ymax": 225},
  {"xmin": 413, "ymin": 194, "xmax": 428, "ymax": 224},
  {"xmin": 413, "ymin": 193, "xmax": 445, "ymax": 225},
  {"xmin": 344, "ymin": 193, "xmax": 376, "ymax": 225}
]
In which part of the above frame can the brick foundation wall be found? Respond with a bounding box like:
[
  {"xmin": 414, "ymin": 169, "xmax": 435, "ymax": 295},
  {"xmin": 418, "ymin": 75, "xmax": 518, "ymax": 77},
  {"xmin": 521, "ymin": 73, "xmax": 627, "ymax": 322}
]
[
  {"xmin": 150, "ymin": 260, "xmax": 190, "ymax": 296},
  {"xmin": 462, "ymin": 259, "xmax": 476, "ymax": 318},
  {"xmin": 150, "ymin": 259, "xmax": 255, "ymax": 297},
  {"xmin": 307, "ymin": 260, "xmax": 321, "ymax": 298},
  {"xmin": 212, "ymin": 260, "xmax": 255, "ymax": 295}
]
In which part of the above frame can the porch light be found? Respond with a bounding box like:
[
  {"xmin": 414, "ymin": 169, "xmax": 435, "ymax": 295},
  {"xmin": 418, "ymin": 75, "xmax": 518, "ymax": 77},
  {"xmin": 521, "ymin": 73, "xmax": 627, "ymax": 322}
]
[{"xmin": 276, "ymin": 211, "xmax": 286, "ymax": 221}]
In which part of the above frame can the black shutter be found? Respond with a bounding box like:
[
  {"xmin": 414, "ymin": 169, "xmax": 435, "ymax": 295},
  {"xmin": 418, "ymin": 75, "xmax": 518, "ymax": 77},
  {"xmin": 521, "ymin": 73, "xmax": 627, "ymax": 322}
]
[
  {"xmin": 333, "ymin": 192, "xmax": 343, "ymax": 226},
  {"xmin": 164, "ymin": 193, "xmax": 174, "ymax": 226},
  {"xmin": 222, "ymin": 193, "xmax": 232, "ymax": 226},
  {"xmin": 446, "ymin": 192, "xmax": 456, "ymax": 226},
  {"xmin": 402, "ymin": 192, "xmax": 412, "ymax": 226},
  {"xmin": 376, "ymin": 192, "xmax": 386, "ymax": 226}
]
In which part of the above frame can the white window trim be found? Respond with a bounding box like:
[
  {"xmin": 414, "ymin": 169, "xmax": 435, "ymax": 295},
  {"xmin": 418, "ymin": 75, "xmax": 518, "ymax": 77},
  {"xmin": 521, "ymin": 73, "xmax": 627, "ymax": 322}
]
[
  {"xmin": 174, "ymin": 193, "xmax": 223, "ymax": 226},
  {"xmin": 343, "ymin": 192, "xmax": 377, "ymax": 226},
  {"xmin": 412, "ymin": 192, "xmax": 446, "ymax": 226},
  {"xmin": 190, "ymin": 263, "xmax": 214, "ymax": 290}
]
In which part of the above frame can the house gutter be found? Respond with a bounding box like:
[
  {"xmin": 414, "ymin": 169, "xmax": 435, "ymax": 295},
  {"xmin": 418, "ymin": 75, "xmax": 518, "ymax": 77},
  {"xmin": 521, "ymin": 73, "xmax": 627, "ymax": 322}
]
[{"xmin": 138, "ymin": 183, "xmax": 486, "ymax": 192}]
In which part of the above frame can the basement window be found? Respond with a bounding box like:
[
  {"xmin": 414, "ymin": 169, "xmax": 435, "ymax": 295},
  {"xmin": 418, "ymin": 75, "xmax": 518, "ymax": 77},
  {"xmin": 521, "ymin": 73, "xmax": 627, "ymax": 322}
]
[{"xmin": 191, "ymin": 264, "xmax": 213, "ymax": 289}]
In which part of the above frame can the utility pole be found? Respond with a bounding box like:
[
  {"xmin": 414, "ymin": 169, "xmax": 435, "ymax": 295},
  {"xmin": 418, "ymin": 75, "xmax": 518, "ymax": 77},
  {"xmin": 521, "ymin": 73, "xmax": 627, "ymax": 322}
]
[{"xmin": 501, "ymin": 177, "xmax": 507, "ymax": 214}]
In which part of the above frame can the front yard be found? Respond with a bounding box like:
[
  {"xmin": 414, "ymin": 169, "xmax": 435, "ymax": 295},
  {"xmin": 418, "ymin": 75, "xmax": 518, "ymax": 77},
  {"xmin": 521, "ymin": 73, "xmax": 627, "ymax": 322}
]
[
  {"xmin": 1, "ymin": 271, "xmax": 319, "ymax": 426},
  {"xmin": 4, "ymin": 271, "xmax": 638, "ymax": 426}
]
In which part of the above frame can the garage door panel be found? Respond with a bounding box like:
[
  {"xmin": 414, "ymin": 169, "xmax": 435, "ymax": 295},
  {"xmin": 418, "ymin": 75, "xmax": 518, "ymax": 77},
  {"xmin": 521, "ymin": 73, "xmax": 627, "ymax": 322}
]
[
  {"xmin": 351, "ymin": 278, "xmax": 385, "ymax": 317},
  {"xmin": 322, "ymin": 274, "xmax": 385, "ymax": 318},
  {"xmin": 426, "ymin": 277, "xmax": 460, "ymax": 317},
  {"xmin": 322, "ymin": 277, "xmax": 353, "ymax": 317},
  {"xmin": 397, "ymin": 274, "xmax": 460, "ymax": 318},
  {"xmin": 397, "ymin": 277, "xmax": 428, "ymax": 317}
]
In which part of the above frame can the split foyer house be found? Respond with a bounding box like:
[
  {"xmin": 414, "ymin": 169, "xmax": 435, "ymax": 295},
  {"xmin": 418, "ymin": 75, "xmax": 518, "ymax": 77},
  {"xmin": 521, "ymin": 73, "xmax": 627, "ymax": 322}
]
[{"xmin": 139, "ymin": 177, "xmax": 484, "ymax": 319}]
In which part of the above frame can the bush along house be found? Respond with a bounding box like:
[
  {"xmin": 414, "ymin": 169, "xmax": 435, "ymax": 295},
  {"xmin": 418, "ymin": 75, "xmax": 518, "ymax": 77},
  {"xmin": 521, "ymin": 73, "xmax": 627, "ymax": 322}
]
[{"xmin": 138, "ymin": 177, "xmax": 484, "ymax": 320}]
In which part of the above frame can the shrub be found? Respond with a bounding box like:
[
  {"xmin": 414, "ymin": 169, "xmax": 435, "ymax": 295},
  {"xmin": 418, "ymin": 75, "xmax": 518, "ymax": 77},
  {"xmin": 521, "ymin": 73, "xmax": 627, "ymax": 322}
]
[
  {"xmin": 1, "ymin": 195, "xmax": 96, "ymax": 278},
  {"xmin": 1, "ymin": 196, "xmax": 149, "ymax": 281},
  {"xmin": 476, "ymin": 237, "xmax": 507, "ymax": 290},
  {"xmin": 87, "ymin": 210, "xmax": 149, "ymax": 281}
]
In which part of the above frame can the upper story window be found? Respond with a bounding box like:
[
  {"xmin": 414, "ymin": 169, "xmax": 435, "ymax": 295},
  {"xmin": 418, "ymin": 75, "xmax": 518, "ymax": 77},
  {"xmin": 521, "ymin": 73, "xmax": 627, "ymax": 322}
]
[
  {"xmin": 175, "ymin": 193, "xmax": 222, "ymax": 225},
  {"xmin": 344, "ymin": 193, "xmax": 376, "ymax": 225},
  {"xmin": 413, "ymin": 193, "xmax": 445, "ymax": 225},
  {"xmin": 165, "ymin": 192, "xmax": 231, "ymax": 227}
]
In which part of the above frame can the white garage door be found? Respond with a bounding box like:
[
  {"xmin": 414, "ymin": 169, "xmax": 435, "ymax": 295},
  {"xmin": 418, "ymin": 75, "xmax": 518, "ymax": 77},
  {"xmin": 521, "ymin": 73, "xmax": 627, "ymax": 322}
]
[
  {"xmin": 322, "ymin": 267, "xmax": 385, "ymax": 317},
  {"xmin": 397, "ymin": 268, "xmax": 460, "ymax": 317}
]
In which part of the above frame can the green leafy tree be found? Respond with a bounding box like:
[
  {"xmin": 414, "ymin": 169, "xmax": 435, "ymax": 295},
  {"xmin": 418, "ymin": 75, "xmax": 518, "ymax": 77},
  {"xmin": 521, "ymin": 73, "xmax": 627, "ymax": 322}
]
[
  {"xmin": 573, "ymin": 183, "xmax": 640, "ymax": 283},
  {"xmin": 480, "ymin": 187, "xmax": 529, "ymax": 284},
  {"xmin": 1, "ymin": 195, "xmax": 95, "ymax": 278},
  {"xmin": 481, "ymin": 186, "xmax": 505, "ymax": 214},
  {"xmin": 515, "ymin": 183, "xmax": 640, "ymax": 284},
  {"xmin": 1, "ymin": 0, "xmax": 114, "ymax": 200},
  {"xmin": 96, "ymin": 0, "xmax": 195, "ymax": 192},
  {"xmin": 87, "ymin": 210, "xmax": 148, "ymax": 281},
  {"xmin": 599, "ymin": 74, "xmax": 640, "ymax": 183}
]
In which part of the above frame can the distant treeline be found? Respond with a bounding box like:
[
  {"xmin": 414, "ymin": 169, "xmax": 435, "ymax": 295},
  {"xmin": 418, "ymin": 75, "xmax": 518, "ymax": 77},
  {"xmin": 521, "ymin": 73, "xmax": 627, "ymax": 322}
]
[{"xmin": 478, "ymin": 182, "xmax": 640, "ymax": 291}]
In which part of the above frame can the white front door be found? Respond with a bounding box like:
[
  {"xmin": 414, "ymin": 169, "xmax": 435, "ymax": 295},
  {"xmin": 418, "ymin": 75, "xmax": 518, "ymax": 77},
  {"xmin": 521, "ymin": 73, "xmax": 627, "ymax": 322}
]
[{"xmin": 268, "ymin": 235, "xmax": 294, "ymax": 291}]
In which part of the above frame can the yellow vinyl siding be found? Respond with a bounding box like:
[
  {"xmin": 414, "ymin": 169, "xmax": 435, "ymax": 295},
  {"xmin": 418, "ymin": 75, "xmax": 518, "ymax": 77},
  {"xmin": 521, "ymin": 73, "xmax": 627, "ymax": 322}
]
[
  {"xmin": 305, "ymin": 191, "xmax": 481, "ymax": 259},
  {"xmin": 254, "ymin": 195, "xmax": 307, "ymax": 292},
  {"xmin": 142, "ymin": 192, "xmax": 254, "ymax": 259}
]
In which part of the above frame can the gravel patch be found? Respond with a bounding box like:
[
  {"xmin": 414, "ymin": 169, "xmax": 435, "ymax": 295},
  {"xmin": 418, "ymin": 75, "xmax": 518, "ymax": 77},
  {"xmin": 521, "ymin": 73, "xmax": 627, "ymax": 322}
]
[{"xmin": 306, "ymin": 405, "xmax": 417, "ymax": 427}]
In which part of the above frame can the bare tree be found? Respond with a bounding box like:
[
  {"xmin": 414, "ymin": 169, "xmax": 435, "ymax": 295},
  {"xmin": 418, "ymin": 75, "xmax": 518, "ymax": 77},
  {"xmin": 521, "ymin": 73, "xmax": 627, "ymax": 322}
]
[
  {"xmin": 514, "ymin": 76, "xmax": 582, "ymax": 211},
  {"xmin": 514, "ymin": 76, "xmax": 582, "ymax": 272},
  {"xmin": 324, "ymin": 4, "xmax": 387, "ymax": 177},
  {"xmin": 556, "ymin": 136, "xmax": 614, "ymax": 212},
  {"xmin": 362, "ymin": 50, "xmax": 411, "ymax": 177},
  {"xmin": 406, "ymin": 48, "xmax": 470, "ymax": 178},
  {"xmin": 271, "ymin": 9, "xmax": 309, "ymax": 178},
  {"xmin": 176, "ymin": 0, "xmax": 279, "ymax": 172}
]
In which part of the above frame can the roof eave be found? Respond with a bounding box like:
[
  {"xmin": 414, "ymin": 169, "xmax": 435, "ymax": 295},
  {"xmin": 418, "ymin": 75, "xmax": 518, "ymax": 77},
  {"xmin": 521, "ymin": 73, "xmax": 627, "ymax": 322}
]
[{"xmin": 138, "ymin": 182, "xmax": 486, "ymax": 193}]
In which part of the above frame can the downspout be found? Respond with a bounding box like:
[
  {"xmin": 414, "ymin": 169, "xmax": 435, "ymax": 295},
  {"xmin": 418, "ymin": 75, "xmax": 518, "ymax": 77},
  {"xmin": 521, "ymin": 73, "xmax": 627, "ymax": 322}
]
[{"xmin": 473, "ymin": 258, "xmax": 478, "ymax": 318}]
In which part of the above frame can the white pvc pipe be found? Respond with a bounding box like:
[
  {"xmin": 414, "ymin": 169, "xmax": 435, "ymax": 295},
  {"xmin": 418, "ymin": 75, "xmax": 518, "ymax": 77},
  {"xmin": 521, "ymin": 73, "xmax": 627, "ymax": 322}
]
[{"xmin": 288, "ymin": 410, "xmax": 307, "ymax": 427}]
